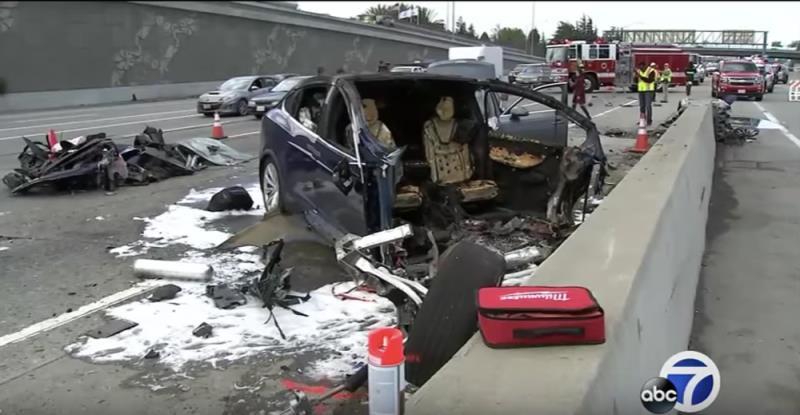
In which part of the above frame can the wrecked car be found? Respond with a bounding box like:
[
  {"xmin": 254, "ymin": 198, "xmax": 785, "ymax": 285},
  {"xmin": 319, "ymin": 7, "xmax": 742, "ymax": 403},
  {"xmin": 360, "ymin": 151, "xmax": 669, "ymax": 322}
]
[{"xmin": 257, "ymin": 73, "xmax": 605, "ymax": 240}]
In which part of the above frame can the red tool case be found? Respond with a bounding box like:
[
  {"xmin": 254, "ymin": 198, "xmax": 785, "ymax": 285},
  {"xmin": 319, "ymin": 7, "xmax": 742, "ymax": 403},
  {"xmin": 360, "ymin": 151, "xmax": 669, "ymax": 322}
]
[{"xmin": 477, "ymin": 286, "xmax": 605, "ymax": 348}]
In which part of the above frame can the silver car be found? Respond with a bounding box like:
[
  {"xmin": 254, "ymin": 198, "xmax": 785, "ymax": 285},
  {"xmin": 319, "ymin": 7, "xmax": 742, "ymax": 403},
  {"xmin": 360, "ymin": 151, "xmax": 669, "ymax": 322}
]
[{"xmin": 197, "ymin": 75, "xmax": 290, "ymax": 116}]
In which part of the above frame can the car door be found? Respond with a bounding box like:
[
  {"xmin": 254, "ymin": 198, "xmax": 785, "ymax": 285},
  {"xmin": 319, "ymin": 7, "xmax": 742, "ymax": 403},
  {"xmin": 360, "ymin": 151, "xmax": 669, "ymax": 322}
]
[
  {"xmin": 283, "ymin": 83, "xmax": 368, "ymax": 237},
  {"xmin": 483, "ymin": 82, "xmax": 569, "ymax": 147}
]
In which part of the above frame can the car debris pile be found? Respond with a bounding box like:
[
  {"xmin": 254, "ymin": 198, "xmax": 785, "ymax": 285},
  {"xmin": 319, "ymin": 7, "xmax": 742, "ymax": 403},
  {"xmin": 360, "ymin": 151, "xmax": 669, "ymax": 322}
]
[
  {"xmin": 3, "ymin": 126, "xmax": 254, "ymax": 194},
  {"xmin": 712, "ymin": 97, "xmax": 759, "ymax": 144}
]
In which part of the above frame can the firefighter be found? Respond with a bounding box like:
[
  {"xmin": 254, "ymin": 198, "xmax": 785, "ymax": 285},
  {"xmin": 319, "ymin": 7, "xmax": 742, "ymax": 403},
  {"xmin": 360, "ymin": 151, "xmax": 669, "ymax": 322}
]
[
  {"xmin": 685, "ymin": 62, "xmax": 696, "ymax": 97},
  {"xmin": 636, "ymin": 62, "xmax": 656, "ymax": 126},
  {"xmin": 649, "ymin": 62, "xmax": 660, "ymax": 109},
  {"xmin": 660, "ymin": 63, "xmax": 673, "ymax": 103},
  {"xmin": 570, "ymin": 64, "xmax": 592, "ymax": 119}
]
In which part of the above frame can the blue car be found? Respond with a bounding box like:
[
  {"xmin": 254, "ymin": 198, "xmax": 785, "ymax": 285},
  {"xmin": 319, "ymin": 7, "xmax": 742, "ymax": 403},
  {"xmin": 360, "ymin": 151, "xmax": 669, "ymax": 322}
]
[{"xmin": 257, "ymin": 73, "xmax": 605, "ymax": 248}]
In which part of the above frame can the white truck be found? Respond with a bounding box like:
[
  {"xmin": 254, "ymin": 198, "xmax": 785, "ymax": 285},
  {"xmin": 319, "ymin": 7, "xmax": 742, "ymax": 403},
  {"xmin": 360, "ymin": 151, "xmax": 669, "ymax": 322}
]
[{"xmin": 448, "ymin": 46, "xmax": 504, "ymax": 79}]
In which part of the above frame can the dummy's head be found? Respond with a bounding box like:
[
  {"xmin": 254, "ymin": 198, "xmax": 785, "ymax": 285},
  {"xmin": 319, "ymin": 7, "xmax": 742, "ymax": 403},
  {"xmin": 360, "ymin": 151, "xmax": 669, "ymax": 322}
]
[
  {"xmin": 435, "ymin": 96, "xmax": 455, "ymax": 121},
  {"xmin": 362, "ymin": 98, "xmax": 379, "ymax": 123}
]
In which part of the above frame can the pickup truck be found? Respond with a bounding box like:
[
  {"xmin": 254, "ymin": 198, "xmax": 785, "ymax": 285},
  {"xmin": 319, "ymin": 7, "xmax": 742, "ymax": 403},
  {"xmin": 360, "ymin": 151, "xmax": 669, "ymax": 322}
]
[{"xmin": 711, "ymin": 60, "xmax": 764, "ymax": 101}]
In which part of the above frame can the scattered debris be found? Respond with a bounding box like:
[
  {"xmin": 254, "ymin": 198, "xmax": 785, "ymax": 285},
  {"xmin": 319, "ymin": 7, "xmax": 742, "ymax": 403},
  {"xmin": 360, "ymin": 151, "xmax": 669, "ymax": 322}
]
[
  {"xmin": 205, "ymin": 284, "xmax": 247, "ymax": 310},
  {"xmin": 175, "ymin": 137, "xmax": 255, "ymax": 167},
  {"xmin": 149, "ymin": 284, "xmax": 182, "ymax": 302},
  {"xmin": 604, "ymin": 128, "xmax": 629, "ymax": 137},
  {"xmin": 144, "ymin": 349, "xmax": 161, "ymax": 359},
  {"xmin": 192, "ymin": 322, "xmax": 213, "ymax": 338},
  {"xmin": 85, "ymin": 318, "xmax": 138, "ymax": 339},
  {"xmin": 134, "ymin": 259, "xmax": 214, "ymax": 282},
  {"xmin": 206, "ymin": 186, "xmax": 254, "ymax": 212}
]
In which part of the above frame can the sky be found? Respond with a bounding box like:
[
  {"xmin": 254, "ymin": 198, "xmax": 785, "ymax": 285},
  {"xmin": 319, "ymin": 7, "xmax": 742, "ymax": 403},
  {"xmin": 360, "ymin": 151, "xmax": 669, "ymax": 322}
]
[{"xmin": 296, "ymin": 1, "xmax": 800, "ymax": 46}]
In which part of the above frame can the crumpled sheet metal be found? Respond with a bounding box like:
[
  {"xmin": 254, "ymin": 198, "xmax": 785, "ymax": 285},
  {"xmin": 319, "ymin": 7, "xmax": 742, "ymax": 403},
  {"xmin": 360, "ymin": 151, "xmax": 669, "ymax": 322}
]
[
  {"xmin": 175, "ymin": 137, "xmax": 256, "ymax": 167},
  {"xmin": 489, "ymin": 146, "xmax": 546, "ymax": 169}
]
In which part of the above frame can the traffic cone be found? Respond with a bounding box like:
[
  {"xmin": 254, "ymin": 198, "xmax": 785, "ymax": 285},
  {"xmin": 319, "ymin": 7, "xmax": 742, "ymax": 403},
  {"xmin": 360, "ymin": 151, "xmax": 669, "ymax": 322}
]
[
  {"xmin": 210, "ymin": 112, "xmax": 227, "ymax": 139},
  {"xmin": 627, "ymin": 115, "xmax": 650, "ymax": 154},
  {"xmin": 46, "ymin": 129, "xmax": 59, "ymax": 159}
]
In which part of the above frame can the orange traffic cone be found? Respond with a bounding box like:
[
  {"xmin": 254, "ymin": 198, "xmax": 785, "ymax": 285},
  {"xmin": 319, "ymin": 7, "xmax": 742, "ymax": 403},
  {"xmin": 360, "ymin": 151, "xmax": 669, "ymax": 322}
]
[
  {"xmin": 210, "ymin": 112, "xmax": 227, "ymax": 139},
  {"xmin": 46, "ymin": 129, "xmax": 59, "ymax": 159},
  {"xmin": 627, "ymin": 115, "xmax": 650, "ymax": 154}
]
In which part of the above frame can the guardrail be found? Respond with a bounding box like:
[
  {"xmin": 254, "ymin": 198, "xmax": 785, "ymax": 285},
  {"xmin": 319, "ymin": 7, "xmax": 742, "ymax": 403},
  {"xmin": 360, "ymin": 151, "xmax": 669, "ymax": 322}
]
[{"xmin": 408, "ymin": 101, "xmax": 715, "ymax": 415}]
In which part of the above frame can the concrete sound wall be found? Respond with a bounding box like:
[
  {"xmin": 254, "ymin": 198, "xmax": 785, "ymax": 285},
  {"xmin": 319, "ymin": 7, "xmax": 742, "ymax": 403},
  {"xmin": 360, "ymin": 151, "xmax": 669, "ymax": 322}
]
[
  {"xmin": 408, "ymin": 102, "xmax": 716, "ymax": 415},
  {"xmin": 0, "ymin": 1, "xmax": 542, "ymax": 111}
]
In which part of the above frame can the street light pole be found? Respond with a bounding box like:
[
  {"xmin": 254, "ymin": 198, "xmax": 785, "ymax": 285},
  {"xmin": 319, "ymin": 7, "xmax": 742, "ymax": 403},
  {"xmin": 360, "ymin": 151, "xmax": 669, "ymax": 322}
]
[{"xmin": 530, "ymin": 2, "xmax": 536, "ymax": 55}]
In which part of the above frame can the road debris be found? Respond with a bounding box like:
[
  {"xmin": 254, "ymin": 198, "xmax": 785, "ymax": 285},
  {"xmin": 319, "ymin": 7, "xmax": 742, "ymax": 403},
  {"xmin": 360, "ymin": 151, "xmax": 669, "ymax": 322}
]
[
  {"xmin": 192, "ymin": 322, "xmax": 213, "ymax": 338},
  {"xmin": 134, "ymin": 259, "xmax": 214, "ymax": 282},
  {"xmin": 205, "ymin": 284, "xmax": 247, "ymax": 309},
  {"xmin": 144, "ymin": 349, "xmax": 161, "ymax": 359},
  {"xmin": 148, "ymin": 284, "xmax": 182, "ymax": 302},
  {"xmin": 206, "ymin": 186, "xmax": 254, "ymax": 212},
  {"xmin": 85, "ymin": 318, "xmax": 138, "ymax": 339}
]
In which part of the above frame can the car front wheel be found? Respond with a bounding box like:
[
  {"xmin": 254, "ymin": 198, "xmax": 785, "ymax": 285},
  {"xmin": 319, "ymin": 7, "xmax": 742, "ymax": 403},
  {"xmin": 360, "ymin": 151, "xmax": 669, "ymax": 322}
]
[
  {"xmin": 261, "ymin": 157, "xmax": 284, "ymax": 215},
  {"xmin": 755, "ymin": 94, "xmax": 764, "ymax": 101},
  {"xmin": 237, "ymin": 100, "xmax": 248, "ymax": 116}
]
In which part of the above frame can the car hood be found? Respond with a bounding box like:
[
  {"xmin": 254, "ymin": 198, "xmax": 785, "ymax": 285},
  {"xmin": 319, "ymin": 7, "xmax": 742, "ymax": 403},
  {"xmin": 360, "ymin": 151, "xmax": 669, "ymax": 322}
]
[{"xmin": 250, "ymin": 91, "xmax": 287, "ymax": 103}]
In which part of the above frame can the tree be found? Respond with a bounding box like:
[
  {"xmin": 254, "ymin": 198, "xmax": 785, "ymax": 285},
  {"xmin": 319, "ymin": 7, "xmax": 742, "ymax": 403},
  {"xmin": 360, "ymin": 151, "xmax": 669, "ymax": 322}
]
[
  {"xmin": 574, "ymin": 14, "xmax": 597, "ymax": 41},
  {"xmin": 790, "ymin": 40, "xmax": 800, "ymax": 50},
  {"xmin": 771, "ymin": 41, "xmax": 783, "ymax": 48},
  {"xmin": 527, "ymin": 28, "xmax": 547, "ymax": 56},
  {"xmin": 492, "ymin": 26, "xmax": 527, "ymax": 50},
  {"xmin": 553, "ymin": 21, "xmax": 578, "ymax": 41},
  {"xmin": 456, "ymin": 16, "xmax": 468, "ymax": 35},
  {"xmin": 360, "ymin": 3, "xmax": 438, "ymax": 25},
  {"xmin": 605, "ymin": 26, "xmax": 625, "ymax": 42},
  {"xmin": 479, "ymin": 32, "xmax": 491, "ymax": 42},
  {"xmin": 468, "ymin": 23, "xmax": 476, "ymax": 39}
]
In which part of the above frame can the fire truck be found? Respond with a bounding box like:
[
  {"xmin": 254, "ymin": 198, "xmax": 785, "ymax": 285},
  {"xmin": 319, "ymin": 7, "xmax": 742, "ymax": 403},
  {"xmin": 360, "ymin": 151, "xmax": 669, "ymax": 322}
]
[{"xmin": 545, "ymin": 39, "xmax": 692, "ymax": 92}]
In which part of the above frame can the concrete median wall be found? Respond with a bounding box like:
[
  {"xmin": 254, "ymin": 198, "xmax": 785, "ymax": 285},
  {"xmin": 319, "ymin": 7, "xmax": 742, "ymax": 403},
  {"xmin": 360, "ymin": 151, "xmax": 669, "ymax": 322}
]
[
  {"xmin": 408, "ymin": 103, "xmax": 716, "ymax": 415},
  {"xmin": 0, "ymin": 1, "xmax": 542, "ymax": 112}
]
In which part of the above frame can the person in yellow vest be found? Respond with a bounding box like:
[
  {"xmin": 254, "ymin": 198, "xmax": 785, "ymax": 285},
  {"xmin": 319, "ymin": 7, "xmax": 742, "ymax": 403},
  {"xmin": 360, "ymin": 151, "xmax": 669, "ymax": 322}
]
[
  {"xmin": 636, "ymin": 62, "xmax": 656, "ymax": 126},
  {"xmin": 660, "ymin": 63, "xmax": 673, "ymax": 103}
]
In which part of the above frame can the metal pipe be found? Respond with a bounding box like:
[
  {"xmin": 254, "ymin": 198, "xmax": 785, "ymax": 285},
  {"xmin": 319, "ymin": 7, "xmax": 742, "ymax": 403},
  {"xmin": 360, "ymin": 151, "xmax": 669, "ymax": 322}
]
[
  {"xmin": 133, "ymin": 259, "xmax": 214, "ymax": 282},
  {"xmin": 351, "ymin": 224, "xmax": 413, "ymax": 251}
]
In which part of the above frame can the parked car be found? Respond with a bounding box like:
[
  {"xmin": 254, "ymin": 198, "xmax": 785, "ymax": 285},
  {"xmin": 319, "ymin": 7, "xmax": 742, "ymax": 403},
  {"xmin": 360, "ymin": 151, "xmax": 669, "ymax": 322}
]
[
  {"xmin": 704, "ymin": 62, "xmax": 720, "ymax": 76},
  {"xmin": 390, "ymin": 65, "xmax": 426, "ymax": 73},
  {"xmin": 197, "ymin": 74, "xmax": 296, "ymax": 116},
  {"xmin": 513, "ymin": 64, "xmax": 559, "ymax": 88},
  {"xmin": 256, "ymin": 73, "xmax": 602, "ymax": 249},
  {"xmin": 508, "ymin": 64, "xmax": 536, "ymax": 83},
  {"xmin": 711, "ymin": 60, "xmax": 764, "ymax": 101},
  {"xmin": 774, "ymin": 63, "xmax": 790, "ymax": 84},
  {"xmin": 764, "ymin": 64, "xmax": 779, "ymax": 92},
  {"xmin": 249, "ymin": 76, "xmax": 311, "ymax": 119},
  {"xmin": 426, "ymin": 60, "xmax": 498, "ymax": 80}
]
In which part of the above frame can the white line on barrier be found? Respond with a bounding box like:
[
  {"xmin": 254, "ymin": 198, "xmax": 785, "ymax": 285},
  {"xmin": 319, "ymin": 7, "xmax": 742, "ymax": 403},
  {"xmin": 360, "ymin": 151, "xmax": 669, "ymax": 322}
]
[
  {"xmin": 227, "ymin": 131, "xmax": 260, "ymax": 138},
  {"xmin": 6, "ymin": 113, "xmax": 99, "ymax": 125},
  {"xmin": 0, "ymin": 109, "xmax": 195, "ymax": 133},
  {"xmin": 0, "ymin": 281, "xmax": 159, "ymax": 348},
  {"xmin": 0, "ymin": 114, "xmax": 202, "ymax": 141},
  {"xmin": 755, "ymin": 102, "xmax": 800, "ymax": 149},
  {"xmin": 0, "ymin": 98, "xmax": 198, "ymax": 121}
]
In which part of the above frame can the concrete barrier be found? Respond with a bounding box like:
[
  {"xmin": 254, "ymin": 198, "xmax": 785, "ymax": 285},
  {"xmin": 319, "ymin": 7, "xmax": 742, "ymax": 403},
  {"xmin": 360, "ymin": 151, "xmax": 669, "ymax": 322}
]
[
  {"xmin": 408, "ymin": 102, "xmax": 715, "ymax": 415},
  {"xmin": 0, "ymin": 81, "xmax": 221, "ymax": 113}
]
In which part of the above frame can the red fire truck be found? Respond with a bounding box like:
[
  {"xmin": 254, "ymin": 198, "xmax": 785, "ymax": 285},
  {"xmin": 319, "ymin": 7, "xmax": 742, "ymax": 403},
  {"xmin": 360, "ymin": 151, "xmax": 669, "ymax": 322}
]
[{"xmin": 545, "ymin": 39, "xmax": 692, "ymax": 92}]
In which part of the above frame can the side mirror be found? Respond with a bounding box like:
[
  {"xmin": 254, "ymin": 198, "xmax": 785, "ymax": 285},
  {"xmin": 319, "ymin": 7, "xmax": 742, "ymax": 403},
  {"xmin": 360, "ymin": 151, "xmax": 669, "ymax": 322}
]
[
  {"xmin": 510, "ymin": 106, "xmax": 529, "ymax": 119},
  {"xmin": 249, "ymin": 85, "xmax": 260, "ymax": 91}
]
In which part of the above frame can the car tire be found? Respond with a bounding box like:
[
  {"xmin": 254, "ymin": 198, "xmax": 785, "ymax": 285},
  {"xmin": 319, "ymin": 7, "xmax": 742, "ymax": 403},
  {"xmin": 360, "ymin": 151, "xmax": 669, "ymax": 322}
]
[
  {"xmin": 254, "ymin": 113, "xmax": 263, "ymax": 120},
  {"xmin": 755, "ymin": 94, "xmax": 764, "ymax": 101},
  {"xmin": 260, "ymin": 156, "xmax": 287, "ymax": 215},
  {"xmin": 203, "ymin": 113, "xmax": 213, "ymax": 117},
  {"xmin": 237, "ymin": 100, "xmax": 248, "ymax": 116},
  {"xmin": 585, "ymin": 74, "xmax": 598, "ymax": 93},
  {"xmin": 404, "ymin": 241, "xmax": 506, "ymax": 387},
  {"xmin": 711, "ymin": 88, "xmax": 717, "ymax": 98}
]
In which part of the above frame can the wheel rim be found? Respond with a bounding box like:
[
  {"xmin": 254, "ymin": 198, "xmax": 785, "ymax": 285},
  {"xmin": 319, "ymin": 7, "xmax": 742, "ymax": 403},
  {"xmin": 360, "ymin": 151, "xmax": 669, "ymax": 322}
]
[
  {"xmin": 262, "ymin": 162, "xmax": 280, "ymax": 213},
  {"xmin": 584, "ymin": 79, "xmax": 592, "ymax": 91},
  {"xmin": 238, "ymin": 101, "xmax": 247, "ymax": 115}
]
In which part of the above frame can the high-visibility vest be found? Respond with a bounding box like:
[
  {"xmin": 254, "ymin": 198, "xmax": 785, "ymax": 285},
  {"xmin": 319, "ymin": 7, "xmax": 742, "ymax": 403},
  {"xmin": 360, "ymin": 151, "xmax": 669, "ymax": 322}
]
[
  {"xmin": 637, "ymin": 68, "xmax": 655, "ymax": 92},
  {"xmin": 661, "ymin": 69, "xmax": 673, "ymax": 83}
]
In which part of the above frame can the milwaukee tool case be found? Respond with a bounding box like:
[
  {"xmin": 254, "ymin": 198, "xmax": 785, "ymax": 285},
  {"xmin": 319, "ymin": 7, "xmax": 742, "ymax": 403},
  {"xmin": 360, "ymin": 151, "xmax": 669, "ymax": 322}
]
[{"xmin": 477, "ymin": 286, "xmax": 605, "ymax": 348}]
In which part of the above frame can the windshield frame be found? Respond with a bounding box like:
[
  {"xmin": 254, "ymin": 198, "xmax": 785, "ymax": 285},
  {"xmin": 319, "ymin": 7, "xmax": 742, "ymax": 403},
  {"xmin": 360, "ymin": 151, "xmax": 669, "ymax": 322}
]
[
  {"xmin": 272, "ymin": 78, "xmax": 304, "ymax": 92},
  {"xmin": 545, "ymin": 46, "xmax": 568, "ymax": 64}
]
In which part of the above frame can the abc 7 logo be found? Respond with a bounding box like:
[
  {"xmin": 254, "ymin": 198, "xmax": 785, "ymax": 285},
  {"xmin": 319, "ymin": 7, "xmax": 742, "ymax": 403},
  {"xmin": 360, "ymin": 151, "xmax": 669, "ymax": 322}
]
[{"xmin": 640, "ymin": 377, "xmax": 678, "ymax": 414}]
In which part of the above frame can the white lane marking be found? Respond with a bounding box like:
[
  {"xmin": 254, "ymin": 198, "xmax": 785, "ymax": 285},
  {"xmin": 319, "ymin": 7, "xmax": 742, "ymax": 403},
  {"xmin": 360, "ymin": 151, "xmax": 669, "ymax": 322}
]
[
  {"xmin": 0, "ymin": 109, "xmax": 194, "ymax": 133},
  {"xmin": 6, "ymin": 113, "xmax": 99, "ymax": 124},
  {"xmin": 227, "ymin": 131, "xmax": 260, "ymax": 138},
  {"xmin": 110, "ymin": 119, "xmax": 251, "ymax": 140},
  {"xmin": 569, "ymin": 99, "xmax": 638, "ymax": 128},
  {"xmin": 0, "ymin": 282, "xmax": 159, "ymax": 348},
  {"xmin": 0, "ymin": 114, "xmax": 202, "ymax": 141},
  {"xmin": 755, "ymin": 102, "xmax": 800, "ymax": 149}
]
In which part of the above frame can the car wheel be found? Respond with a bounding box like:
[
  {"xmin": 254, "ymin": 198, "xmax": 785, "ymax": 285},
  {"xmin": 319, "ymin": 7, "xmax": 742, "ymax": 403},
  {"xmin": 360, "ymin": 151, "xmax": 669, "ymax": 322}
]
[
  {"xmin": 404, "ymin": 241, "xmax": 506, "ymax": 387},
  {"xmin": 768, "ymin": 85, "xmax": 774, "ymax": 93},
  {"xmin": 755, "ymin": 94, "xmax": 763, "ymax": 101},
  {"xmin": 585, "ymin": 74, "xmax": 598, "ymax": 93},
  {"xmin": 260, "ymin": 157, "xmax": 285, "ymax": 214},
  {"xmin": 711, "ymin": 88, "xmax": 717, "ymax": 98},
  {"xmin": 254, "ymin": 113, "xmax": 263, "ymax": 120},
  {"xmin": 203, "ymin": 113, "xmax": 213, "ymax": 117},
  {"xmin": 237, "ymin": 100, "xmax": 248, "ymax": 116}
]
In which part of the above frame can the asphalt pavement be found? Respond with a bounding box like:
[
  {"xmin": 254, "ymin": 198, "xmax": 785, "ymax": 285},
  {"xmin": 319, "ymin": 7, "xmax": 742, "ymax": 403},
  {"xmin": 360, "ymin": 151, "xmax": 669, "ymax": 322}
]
[
  {"xmin": 0, "ymin": 85, "xmax": 717, "ymax": 414},
  {"xmin": 691, "ymin": 77, "xmax": 800, "ymax": 414}
]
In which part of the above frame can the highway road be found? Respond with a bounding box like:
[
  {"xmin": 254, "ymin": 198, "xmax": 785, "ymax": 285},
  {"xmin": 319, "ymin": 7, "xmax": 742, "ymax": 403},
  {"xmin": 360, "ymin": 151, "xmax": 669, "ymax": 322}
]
[{"xmin": 0, "ymin": 82, "xmax": 782, "ymax": 414}]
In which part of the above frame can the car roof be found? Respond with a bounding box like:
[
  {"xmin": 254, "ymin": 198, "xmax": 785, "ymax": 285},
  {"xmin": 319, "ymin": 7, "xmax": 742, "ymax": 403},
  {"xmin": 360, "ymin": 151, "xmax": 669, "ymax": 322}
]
[{"xmin": 332, "ymin": 72, "xmax": 486, "ymax": 84}]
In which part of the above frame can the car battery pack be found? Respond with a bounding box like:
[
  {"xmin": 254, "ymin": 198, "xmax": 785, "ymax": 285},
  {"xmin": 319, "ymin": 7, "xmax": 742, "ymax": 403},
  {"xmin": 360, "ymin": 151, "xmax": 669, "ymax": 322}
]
[{"xmin": 477, "ymin": 286, "xmax": 605, "ymax": 348}]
